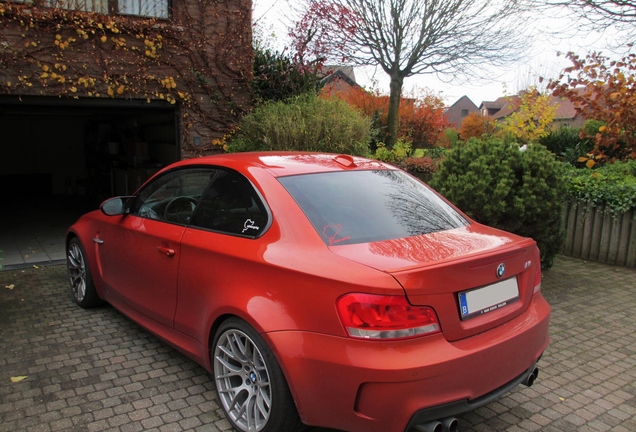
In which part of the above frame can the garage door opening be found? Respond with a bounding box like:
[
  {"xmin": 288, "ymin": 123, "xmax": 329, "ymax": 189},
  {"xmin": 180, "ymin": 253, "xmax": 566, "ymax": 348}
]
[{"xmin": 0, "ymin": 96, "xmax": 180, "ymax": 269}]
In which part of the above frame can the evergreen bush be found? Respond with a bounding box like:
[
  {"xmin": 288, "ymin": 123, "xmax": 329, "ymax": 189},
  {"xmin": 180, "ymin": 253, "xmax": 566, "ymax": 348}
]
[
  {"xmin": 252, "ymin": 48, "xmax": 322, "ymax": 103},
  {"xmin": 228, "ymin": 93, "xmax": 371, "ymax": 155},
  {"xmin": 430, "ymin": 138, "xmax": 565, "ymax": 268},
  {"xmin": 539, "ymin": 126, "xmax": 594, "ymax": 165}
]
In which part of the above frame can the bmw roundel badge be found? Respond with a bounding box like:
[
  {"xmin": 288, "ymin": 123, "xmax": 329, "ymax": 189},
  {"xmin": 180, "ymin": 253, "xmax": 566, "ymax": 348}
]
[{"xmin": 496, "ymin": 263, "xmax": 505, "ymax": 278}]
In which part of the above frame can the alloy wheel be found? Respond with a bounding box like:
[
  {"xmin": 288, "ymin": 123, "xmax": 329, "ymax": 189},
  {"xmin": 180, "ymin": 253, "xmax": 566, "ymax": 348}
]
[
  {"xmin": 67, "ymin": 242, "xmax": 87, "ymax": 303},
  {"xmin": 214, "ymin": 328, "xmax": 272, "ymax": 432}
]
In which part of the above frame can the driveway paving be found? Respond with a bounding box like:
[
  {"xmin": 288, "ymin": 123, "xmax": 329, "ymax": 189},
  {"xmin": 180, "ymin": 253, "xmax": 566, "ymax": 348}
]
[{"xmin": 0, "ymin": 256, "xmax": 634, "ymax": 432}]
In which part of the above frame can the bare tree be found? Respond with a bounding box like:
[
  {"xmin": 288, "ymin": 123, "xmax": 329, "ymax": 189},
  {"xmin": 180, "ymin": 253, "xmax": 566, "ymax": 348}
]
[
  {"xmin": 292, "ymin": 0, "xmax": 533, "ymax": 146},
  {"xmin": 529, "ymin": 0, "xmax": 636, "ymax": 51},
  {"xmin": 543, "ymin": 0, "xmax": 636, "ymax": 44}
]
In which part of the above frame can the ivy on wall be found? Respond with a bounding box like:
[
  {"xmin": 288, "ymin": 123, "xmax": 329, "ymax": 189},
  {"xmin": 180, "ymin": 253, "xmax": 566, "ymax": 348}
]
[{"xmin": 0, "ymin": 0, "xmax": 253, "ymax": 155}]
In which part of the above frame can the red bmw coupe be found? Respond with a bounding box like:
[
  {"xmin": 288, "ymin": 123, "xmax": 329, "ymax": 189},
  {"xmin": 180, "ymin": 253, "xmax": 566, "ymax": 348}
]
[{"xmin": 67, "ymin": 152, "xmax": 550, "ymax": 432}]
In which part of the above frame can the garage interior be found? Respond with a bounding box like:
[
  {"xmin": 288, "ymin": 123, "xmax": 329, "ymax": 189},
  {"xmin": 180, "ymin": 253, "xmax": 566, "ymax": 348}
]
[{"xmin": 0, "ymin": 96, "xmax": 180, "ymax": 269}]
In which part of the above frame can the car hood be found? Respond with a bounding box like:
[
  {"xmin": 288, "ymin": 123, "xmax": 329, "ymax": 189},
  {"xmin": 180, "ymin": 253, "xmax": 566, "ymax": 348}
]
[{"xmin": 328, "ymin": 223, "xmax": 526, "ymax": 273}]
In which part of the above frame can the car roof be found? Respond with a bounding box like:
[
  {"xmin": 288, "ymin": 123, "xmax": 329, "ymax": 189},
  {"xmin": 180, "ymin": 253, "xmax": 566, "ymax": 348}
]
[{"xmin": 171, "ymin": 152, "xmax": 393, "ymax": 177}]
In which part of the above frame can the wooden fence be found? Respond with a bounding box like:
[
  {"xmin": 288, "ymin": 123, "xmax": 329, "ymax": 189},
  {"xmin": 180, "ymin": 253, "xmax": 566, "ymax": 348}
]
[{"xmin": 562, "ymin": 201, "xmax": 636, "ymax": 268}]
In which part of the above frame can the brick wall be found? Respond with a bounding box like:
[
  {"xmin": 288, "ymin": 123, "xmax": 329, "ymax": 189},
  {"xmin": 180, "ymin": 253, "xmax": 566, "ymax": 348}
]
[{"xmin": 0, "ymin": 0, "xmax": 253, "ymax": 158}]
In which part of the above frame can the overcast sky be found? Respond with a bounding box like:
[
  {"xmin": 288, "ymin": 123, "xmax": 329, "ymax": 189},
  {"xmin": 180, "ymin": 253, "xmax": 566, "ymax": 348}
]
[{"xmin": 253, "ymin": 0, "xmax": 622, "ymax": 107}]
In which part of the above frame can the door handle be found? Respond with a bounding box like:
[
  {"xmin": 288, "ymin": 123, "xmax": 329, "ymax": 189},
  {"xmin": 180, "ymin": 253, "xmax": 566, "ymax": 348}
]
[{"xmin": 157, "ymin": 245, "xmax": 176, "ymax": 257}]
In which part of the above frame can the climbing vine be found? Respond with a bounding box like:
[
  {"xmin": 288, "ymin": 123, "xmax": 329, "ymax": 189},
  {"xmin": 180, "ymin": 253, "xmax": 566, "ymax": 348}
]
[{"xmin": 0, "ymin": 0, "xmax": 252, "ymax": 155}]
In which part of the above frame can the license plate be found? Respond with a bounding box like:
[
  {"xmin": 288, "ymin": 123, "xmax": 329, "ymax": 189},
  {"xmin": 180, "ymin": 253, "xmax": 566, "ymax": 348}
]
[{"xmin": 458, "ymin": 277, "xmax": 519, "ymax": 320}]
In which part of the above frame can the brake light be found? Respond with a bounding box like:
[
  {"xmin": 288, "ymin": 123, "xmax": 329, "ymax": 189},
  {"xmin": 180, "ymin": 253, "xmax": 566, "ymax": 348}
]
[
  {"xmin": 336, "ymin": 293, "xmax": 440, "ymax": 340},
  {"xmin": 533, "ymin": 266, "xmax": 542, "ymax": 295}
]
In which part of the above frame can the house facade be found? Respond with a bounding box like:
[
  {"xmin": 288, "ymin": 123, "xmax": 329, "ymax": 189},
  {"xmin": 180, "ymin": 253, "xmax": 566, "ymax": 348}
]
[
  {"xmin": 0, "ymin": 0, "xmax": 252, "ymax": 201},
  {"xmin": 320, "ymin": 66, "xmax": 360, "ymax": 96},
  {"xmin": 445, "ymin": 95, "xmax": 478, "ymax": 127},
  {"xmin": 481, "ymin": 94, "xmax": 585, "ymax": 128}
]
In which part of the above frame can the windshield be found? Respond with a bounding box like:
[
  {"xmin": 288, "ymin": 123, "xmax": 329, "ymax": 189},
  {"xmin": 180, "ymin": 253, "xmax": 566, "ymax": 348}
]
[{"xmin": 279, "ymin": 170, "xmax": 469, "ymax": 246}]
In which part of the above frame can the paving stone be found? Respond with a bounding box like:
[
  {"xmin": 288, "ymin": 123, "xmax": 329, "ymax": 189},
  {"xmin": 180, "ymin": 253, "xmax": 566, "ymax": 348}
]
[{"xmin": 1, "ymin": 256, "xmax": 635, "ymax": 432}]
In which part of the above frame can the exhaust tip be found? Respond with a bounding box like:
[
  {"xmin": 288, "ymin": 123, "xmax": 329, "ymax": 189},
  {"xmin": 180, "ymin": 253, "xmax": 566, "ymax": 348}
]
[
  {"xmin": 413, "ymin": 421, "xmax": 443, "ymax": 432},
  {"xmin": 442, "ymin": 417, "xmax": 459, "ymax": 432},
  {"xmin": 523, "ymin": 366, "xmax": 539, "ymax": 387}
]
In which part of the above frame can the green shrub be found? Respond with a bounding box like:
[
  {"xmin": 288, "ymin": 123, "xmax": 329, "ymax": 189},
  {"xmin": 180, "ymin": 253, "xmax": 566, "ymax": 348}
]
[
  {"xmin": 430, "ymin": 138, "xmax": 565, "ymax": 268},
  {"xmin": 437, "ymin": 128, "xmax": 460, "ymax": 147},
  {"xmin": 228, "ymin": 93, "xmax": 371, "ymax": 155},
  {"xmin": 539, "ymin": 126, "xmax": 594, "ymax": 165},
  {"xmin": 421, "ymin": 146, "xmax": 447, "ymax": 160},
  {"xmin": 582, "ymin": 119, "xmax": 605, "ymax": 137},
  {"xmin": 374, "ymin": 140, "xmax": 412, "ymax": 164},
  {"xmin": 252, "ymin": 48, "xmax": 322, "ymax": 103},
  {"xmin": 563, "ymin": 160, "xmax": 636, "ymax": 213}
]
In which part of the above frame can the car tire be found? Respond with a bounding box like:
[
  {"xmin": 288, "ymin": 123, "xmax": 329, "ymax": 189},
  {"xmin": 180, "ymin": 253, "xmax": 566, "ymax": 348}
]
[
  {"xmin": 67, "ymin": 237, "xmax": 102, "ymax": 308},
  {"xmin": 212, "ymin": 318, "xmax": 304, "ymax": 432}
]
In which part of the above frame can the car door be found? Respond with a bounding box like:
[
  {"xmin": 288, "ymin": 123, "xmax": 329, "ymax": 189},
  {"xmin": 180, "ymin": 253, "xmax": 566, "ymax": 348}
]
[
  {"xmin": 95, "ymin": 167, "xmax": 217, "ymax": 327},
  {"xmin": 173, "ymin": 168, "xmax": 271, "ymax": 339}
]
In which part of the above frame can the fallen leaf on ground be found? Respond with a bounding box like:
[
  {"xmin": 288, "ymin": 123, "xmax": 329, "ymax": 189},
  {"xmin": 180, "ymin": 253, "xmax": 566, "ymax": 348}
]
[
  {"xmin": 10, "ymin": 376, "xmax": 27, "ymax": 383},
  {"xmin": 5, "ymin": 284, "xmax": 14, "ymax": 290},
  {"xmin": 33, "ymin": 265, "xmax": 39, "ymax": 269}
]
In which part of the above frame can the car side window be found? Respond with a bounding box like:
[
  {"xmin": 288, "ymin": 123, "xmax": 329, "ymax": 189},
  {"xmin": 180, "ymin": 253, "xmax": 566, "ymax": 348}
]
[
  {"xmin": 131, "ymin": 168, "xmax": 217, "ymax": 225},
  {"xmin": 189, "ymin": 169, "xmax": 269, "ymax": 237}
]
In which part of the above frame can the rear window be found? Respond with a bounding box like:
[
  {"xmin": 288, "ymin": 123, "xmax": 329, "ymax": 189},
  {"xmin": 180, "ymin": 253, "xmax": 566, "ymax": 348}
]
[{"xmin": 278, "ymin": 170, "xmax": 469, "ymax": 246}]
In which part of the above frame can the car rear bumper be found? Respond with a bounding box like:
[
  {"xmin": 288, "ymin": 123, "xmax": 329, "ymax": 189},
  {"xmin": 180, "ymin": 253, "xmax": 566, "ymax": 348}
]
[
  {"xmin": 264, "ymin": 293, "xmax": 550, "ymax": 432},
  {"xmin": 405, "ymin": 360, "xmax": 540, "ymax": 428}
]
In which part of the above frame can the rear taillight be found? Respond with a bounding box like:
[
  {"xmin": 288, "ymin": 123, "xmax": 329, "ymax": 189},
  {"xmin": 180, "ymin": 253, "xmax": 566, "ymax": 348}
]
[
  {"xmin": 336, "ymin": 293, "xmax": 440, "ymax": 340},
  {"xmin": 533, "ymin": 266, "xmax": 542, "ymax": 295}
]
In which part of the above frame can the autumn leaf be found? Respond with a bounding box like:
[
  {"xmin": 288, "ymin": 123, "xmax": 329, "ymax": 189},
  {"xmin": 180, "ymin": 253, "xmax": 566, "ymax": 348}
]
[
  {"xmin": 5, "ymin": 284, "xmax": 14, "ymax": 289},
  {"xmin": 577, "ymin": 156, "xmax": 589, "ymax": 163},
  {"xmin": 10, "ymin": 376, "xmax": 27, "ymax": 383},
  {"xmin": 586, "ymin": 159, "xmax": 596, "ymax": 169},
  {"xmin": 117, "ymin": 85, "xmax": 125, "ymax": 95}
]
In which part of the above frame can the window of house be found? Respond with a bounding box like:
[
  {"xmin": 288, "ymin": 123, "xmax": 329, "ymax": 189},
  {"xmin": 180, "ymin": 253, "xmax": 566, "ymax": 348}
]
[
  {"xmin": 41, "ymin": 0, "xmax": 169, "ymax": 18},
  {"xmin": 44, "ymin": 0, "xmax": 108, "ymax": 13},
  {"xmin": 461, "ymin": 109, "xmax": 469, "ymax": 117},
  {"xmin": 118, "ymin": 0, "xmax": 169, "ymax": 18}
]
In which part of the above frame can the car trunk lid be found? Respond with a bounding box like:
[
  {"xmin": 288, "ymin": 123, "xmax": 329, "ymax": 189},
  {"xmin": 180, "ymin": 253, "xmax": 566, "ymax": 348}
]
[{"xmin": 329, "ymin": 224, "xmax": 541, "ymax": 341}]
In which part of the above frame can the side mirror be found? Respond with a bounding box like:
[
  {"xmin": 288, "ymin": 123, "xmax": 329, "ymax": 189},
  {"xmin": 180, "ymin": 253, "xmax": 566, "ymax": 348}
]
[{"xmin": 100, "ymin": 197, "xmax": 128, "ymax": 216}]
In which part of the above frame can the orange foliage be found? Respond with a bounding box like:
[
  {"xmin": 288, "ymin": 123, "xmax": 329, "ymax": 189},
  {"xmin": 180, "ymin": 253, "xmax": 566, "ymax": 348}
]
[
  {"xmin": 324, "ymin": 86, "xmax": 448, "ymax": 147},
  {"xmin": 459, "ymin": 112, "xmax": 495, "ymax": 140},
  {"xmin": 549, "ymin": 51, "xmax": 636, "ymax": 161}
]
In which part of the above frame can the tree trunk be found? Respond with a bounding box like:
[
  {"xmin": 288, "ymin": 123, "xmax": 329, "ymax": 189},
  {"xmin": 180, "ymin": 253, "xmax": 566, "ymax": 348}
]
[{"xmin": 387, "ymin": 74, "xmax": 404, "ymax": 147}]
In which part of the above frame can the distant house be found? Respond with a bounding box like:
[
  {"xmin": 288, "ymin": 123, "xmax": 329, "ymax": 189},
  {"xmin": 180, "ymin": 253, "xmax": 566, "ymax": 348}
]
[
  {"xmin": 551, "ymin": 96, "xmax": 586, "ymax": 128},
  {"xmin": 445, "ymin": 96, "xmax": 479, "ymax": 127},
  {"xmin": 482, "ymin": 94, "xmax": 585, "ymax": 128},
  {"xmin": 479, "ymin": 96, "xmax": 519, "ymax": 117},
  {"xmin": 321, "ymin": 66, "xmax": 360, "ymax": 96}
]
